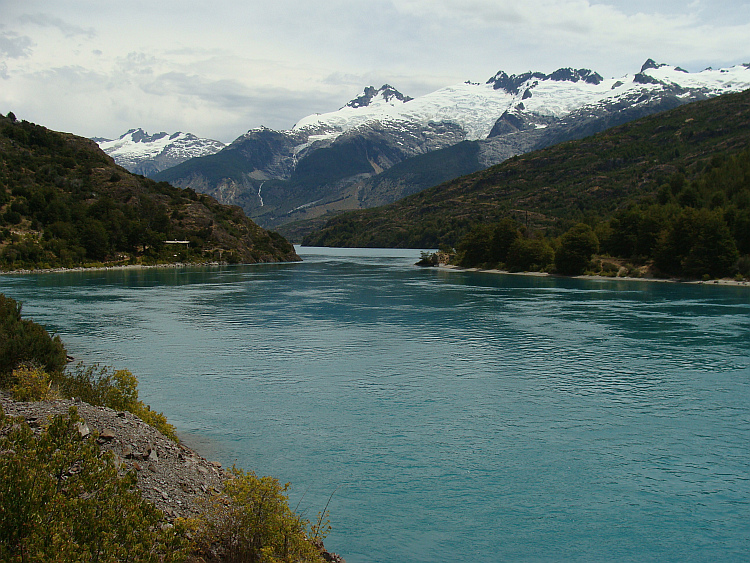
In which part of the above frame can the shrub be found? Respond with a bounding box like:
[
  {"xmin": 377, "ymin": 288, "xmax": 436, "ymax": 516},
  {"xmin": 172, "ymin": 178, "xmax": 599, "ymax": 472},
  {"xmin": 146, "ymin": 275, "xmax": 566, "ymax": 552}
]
[
  {"xmin": 54, "ymin": 364, "xmax": 178, "ymax": 441},
  {"xmin": 10, "ymin": 366, "xmax": 56, "ymax": 402},
  {"xmin": 187, "ymin": 467, "xmax": 326, "ymax": 563},
  {"xmin": 0, "ymin": 294, "xmax": 67, "ymax": 384},
  {"xmin": 0, "ymin": 406, "xmax": 189, "ymax": 562}
]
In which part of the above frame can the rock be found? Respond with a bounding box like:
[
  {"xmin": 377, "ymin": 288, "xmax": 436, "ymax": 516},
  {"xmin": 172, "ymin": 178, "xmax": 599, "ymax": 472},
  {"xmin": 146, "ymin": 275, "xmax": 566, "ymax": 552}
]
[
  {"xmin": 148, "ymin": 448, "xmax": 159, "ymax": 463},
  {"xmin": 76, "ymin": 421, "xmax": 91, "ymax": 438},
  {"xmin": 99, "ymin": 428, "xmax": 116, "ymax": 440}
]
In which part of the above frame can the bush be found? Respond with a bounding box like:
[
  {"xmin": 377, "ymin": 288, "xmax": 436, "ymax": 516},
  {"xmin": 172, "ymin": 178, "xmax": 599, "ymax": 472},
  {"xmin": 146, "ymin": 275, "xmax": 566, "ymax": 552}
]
[
  {"xmin": 10, "ymin": 366, "xmax": 56, "ymax": 402},
  {"xmin": 54, "ymin": 364, "xmax": 178, "ymax": 441},
  {"xmin": 0, "ymin": 294, "xmax": 67, "ymax": 384},
  {"xmin": 187, "ymin": 467, "xmax": 327, "ymax": 563},
  {"xmin": 0, "ymin": 406, "xmax": 189, "ymax": 562}
]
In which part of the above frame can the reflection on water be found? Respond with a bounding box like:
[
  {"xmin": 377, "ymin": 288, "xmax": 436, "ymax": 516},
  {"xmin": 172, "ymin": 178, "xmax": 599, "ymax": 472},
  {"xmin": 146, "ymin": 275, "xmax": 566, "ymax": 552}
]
[{"xmin": 1, "ymin": 248, "xmax": 749, "ymax": 563}]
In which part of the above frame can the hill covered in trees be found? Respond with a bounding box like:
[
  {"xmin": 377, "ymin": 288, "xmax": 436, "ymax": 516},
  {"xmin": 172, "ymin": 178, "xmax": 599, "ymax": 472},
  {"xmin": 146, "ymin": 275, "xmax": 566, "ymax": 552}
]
[
  {"xmin": 304, "ymin": 89, "xmax": 750, "ymax": 279},
  {"xmin": 0, "ymin": 113, "xmax": 299, "ymax": 271}
]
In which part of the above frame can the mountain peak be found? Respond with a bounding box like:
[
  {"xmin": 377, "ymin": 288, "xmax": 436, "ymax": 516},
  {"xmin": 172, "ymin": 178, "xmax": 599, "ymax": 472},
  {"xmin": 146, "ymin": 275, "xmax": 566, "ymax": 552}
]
[
  {"xmin": 345, "ymin": 85, "xmax": 413, "ymax": 109},
  {"xmin": 121, "ymin": 128, "xmax": 170, "ymax": 144},
  {"xmin": 640, "ymin": 59, "xmax": 668, "ymax": 73},
  {"xmin": 487, "ymin": 67, "xmax": 603, "ymax": 94}
]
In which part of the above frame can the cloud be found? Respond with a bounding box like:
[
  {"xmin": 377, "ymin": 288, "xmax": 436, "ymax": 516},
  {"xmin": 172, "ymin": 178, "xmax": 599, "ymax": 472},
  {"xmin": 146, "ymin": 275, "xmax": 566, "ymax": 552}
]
[
  {"xmin": 1, "ymin": 0, "xmax": 748, "ymax": 143},
  {"xmin": 0, "ymin": 31, "xmax": 34, "ymax": 58},
  {"xmin": 19, "ymin": 13, "xmax": 96, "ymax": 39}
]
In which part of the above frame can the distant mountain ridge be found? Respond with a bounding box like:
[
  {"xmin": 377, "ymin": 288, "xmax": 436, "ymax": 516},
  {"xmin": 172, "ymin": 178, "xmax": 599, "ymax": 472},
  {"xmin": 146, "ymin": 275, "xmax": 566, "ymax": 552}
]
[
  {"xmin": 302, "ymin": 87, "xmax": 750, "ymax": 249},
  {"xmin": 148, "ymin": 59, "xmax": 750, "ymax": 236},
  {"xmin": 98, "ymin": 129, "xmax": 225, "ymax": 176}
]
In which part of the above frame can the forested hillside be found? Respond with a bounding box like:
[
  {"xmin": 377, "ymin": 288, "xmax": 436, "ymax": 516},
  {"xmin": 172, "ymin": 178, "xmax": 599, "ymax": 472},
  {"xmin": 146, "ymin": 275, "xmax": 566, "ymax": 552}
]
[
  {"xmin": 304, "ymin": 89, "xmax": 750, "ymax": 279},
  {"xmin": 0, "ymin": 113, "xmax": 299, "ymax": 270}
]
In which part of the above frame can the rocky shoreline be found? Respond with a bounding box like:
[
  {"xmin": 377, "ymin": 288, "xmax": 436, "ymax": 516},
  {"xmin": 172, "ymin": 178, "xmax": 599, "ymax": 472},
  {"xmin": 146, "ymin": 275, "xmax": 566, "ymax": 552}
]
[
  {"xmin": 438, "ymin": 264, "xmax": 750, "ymax": 287},
  {"xmin": 0, "ymin": 391, "xmax": 346, "ymax": 561},
  {"xmin": 0, "ymin": 391, "xmax": 225, "ymax": 521},
  {"xmin": 2, "ymin": 260, "xmax": 238, "ymax": 276}
]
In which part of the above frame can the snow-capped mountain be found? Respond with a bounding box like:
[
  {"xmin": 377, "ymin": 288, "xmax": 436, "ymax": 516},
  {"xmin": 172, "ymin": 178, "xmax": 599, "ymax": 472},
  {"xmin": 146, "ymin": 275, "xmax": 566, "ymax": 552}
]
[
  {"xmin": 154, "ymin": 60, "xmax": 750, "ymax": 231},
  {"xmin": 289, "ymin": 60, "xmax": 750, "ymax": 148},
  {"xmin": 97, "ymin": 129, "xmax": 225, "ymax": 176}
]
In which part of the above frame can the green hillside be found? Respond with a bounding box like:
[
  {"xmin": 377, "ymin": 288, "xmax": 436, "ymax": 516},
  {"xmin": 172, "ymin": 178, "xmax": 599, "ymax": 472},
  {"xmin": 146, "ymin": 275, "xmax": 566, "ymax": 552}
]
[
  {"xmin": 304, "ymin": 89, "xmax": 750, "ymax": 250},
  {"xmin": 0, "ymin": 113, "xmax": 299, "ymax": 270}
]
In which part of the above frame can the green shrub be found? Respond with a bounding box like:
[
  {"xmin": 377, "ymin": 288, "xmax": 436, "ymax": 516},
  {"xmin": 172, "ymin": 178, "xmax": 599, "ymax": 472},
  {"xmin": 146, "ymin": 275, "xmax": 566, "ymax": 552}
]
[
  {"xmin": 0, "ymin": 293, "xmax": 67, "ymax": 384},
  {"xmin": 54, "ymin": 364, "xmax": 178, "ymax": 441},
  {"xmin": 187, "ymin": 467, "xmax": 326, "ymax": 563},
  {"xmin": 10, "ymin": 366, "xmax": 56, "ymax": 402},
  {"xmin": 0, "ymin": 406, "xmax": 189, "ymax": 562}
]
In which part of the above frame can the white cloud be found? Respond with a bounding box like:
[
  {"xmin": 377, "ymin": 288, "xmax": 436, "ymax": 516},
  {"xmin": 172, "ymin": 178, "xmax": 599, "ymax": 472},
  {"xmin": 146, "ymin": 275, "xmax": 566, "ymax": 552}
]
[
  {"xmin": 0, "ymin": 30, "xmax": 34, "ymax": 58},
  {"xmin": 18, "ymin": 13, "xmax": 96, "ymax": 39},
  {"xmin": 0, "ymin": 0, "xmax": 748, "ymax": 142}
]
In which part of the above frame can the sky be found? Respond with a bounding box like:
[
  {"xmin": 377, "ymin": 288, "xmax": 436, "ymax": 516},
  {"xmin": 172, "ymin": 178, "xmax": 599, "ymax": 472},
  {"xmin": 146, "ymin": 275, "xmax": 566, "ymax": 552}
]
[{"xmin": 1, "ymin": 0, "xmax": 749, "ymax": 144}]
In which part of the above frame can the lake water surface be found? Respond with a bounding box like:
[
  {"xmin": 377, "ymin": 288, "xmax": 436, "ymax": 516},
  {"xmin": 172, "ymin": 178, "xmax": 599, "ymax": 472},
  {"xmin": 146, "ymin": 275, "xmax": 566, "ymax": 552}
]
[{"xmin": 1, "ymin": 247, "xmax": 749, "ymax": 562}]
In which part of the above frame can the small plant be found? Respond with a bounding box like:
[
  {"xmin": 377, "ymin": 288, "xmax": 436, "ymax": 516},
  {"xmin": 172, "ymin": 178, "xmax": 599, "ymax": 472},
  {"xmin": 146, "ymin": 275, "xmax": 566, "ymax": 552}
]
[
  {"xmin": 53, "ymin": 364, "xmax": 179, "ymax": 441},
  {"xmin": 10, "ymin": 365, "xmax": 56, "ymax": 402},
  {"xmin": 187, "ymin": 467, "xmax": 326, "ymax": 563}
]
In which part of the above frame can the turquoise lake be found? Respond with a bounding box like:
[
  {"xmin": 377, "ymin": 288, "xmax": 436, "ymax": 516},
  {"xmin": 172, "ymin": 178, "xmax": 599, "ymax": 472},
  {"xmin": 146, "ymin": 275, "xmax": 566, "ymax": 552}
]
[{"xmin": 1, "ymin": 247, "xmax": 749, "ymax": 562}]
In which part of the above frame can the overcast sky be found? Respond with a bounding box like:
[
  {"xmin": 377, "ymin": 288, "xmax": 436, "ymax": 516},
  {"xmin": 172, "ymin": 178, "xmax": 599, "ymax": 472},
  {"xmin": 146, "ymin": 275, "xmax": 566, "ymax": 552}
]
[{"xmin": 1, "ymin": 0, "xmax": 748, "ymax": 143}]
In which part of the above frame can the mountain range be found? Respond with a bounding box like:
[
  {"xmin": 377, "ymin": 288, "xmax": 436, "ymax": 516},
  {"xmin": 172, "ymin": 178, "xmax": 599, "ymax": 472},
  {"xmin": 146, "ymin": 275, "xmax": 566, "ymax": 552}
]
[
  {"xmin": 97, "ymin": 129, "xmax": 225, "ymax": 177},
  {"xmin": 302, "ymin": 87, "xmax": 750, "ymax": 252},
  {"xmin": 99, "ymin": 60, "xmax": 750, "ymax": 237}
]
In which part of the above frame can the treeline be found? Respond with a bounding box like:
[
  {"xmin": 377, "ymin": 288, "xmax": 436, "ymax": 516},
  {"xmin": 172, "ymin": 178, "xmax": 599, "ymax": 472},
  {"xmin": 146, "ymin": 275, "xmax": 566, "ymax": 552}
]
[
  {"xmin": 453, "ymin": 148, "xmax": 749, "ymax": 279},
  {"xmin": 0, "ymin": 113, "xmax": 297, "ymax": 270},
  {"xmin": 0, "ymin": 292, "xmax": 329, "ymax": 562}
]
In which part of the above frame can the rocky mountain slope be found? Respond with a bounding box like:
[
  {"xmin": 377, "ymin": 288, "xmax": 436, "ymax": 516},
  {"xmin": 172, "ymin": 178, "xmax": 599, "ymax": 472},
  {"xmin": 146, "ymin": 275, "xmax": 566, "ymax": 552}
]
[
  {"xmin": 153, "ymin": 60, "xmax": 750, "ymax": 237},
  {"xmin": 97, "ymin": 129, "xmax": 225, "ymax": 176}
]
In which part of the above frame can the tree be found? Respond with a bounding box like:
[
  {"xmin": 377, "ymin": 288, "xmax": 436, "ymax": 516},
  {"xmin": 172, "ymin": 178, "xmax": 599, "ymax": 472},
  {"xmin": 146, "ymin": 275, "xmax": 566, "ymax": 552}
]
[
  {"xmin": 554, "ymin": 223, "xmax": 599, "ymax": 275},
  {"xmin": 487, "ymin": 218, "xmax": 520, "ymax": 265},
  {"xmin": 654, "ymin": 208, "xmax": 739, "ymax": 278},
  {"xmin": 506, "ymin": 237, "xmax": 554, "ymax": 272},
  {"xmin": 455, "ymin": 219, "xmax": 520, "ymax": 268},
  {"xmin": 78, "ymin": 218, "xmax": 110, "ymax": 261},
  {"xmin": 456, "ymin": 224, "xmax": 493, "ymax": 267}
]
